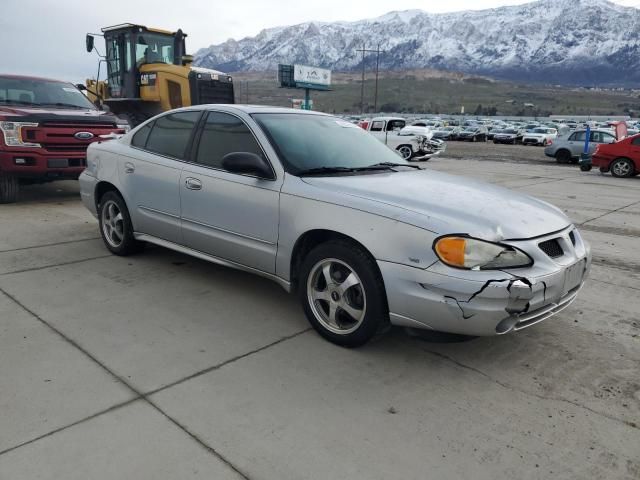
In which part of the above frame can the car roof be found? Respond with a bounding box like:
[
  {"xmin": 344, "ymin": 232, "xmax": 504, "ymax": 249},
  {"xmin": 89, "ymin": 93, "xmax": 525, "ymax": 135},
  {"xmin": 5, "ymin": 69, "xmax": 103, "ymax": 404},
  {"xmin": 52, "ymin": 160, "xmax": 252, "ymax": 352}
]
[
  {"xmin": 371, "ymin": 116, "xmax": 405, "ymax": 121},
  {"xmin": 0, "ymin": 73, "xmax": 70, "ymax": 84},
  {"xmin": 176, "ymin": 104, "xmax": 332, "ymax": 116}
]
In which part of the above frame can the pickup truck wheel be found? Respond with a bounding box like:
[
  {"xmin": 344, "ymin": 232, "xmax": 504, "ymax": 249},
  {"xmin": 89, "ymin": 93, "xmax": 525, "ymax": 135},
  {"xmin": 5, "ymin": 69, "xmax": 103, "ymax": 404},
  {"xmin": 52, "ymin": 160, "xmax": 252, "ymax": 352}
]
[
  {"xmin": 299, "ymin": 240, "xmax": 389, "ymax": 347},
  {"xmin": 555, "ymin": 150, "xmax": 571, "ymax": 164},
  {"xmin": 610, "ymin": 158, "xmax": 635, "ymax": 178},
  {"xmin": 0, "ymin": 174, "xmax": 19, "ymax": 204},
  {"xmin": 98, "ymin": 191, "xmax": 144, "ymax": 255},
  {"xmin": 396, "ymin": 145, "xmax": 413, "ymax": 160}
]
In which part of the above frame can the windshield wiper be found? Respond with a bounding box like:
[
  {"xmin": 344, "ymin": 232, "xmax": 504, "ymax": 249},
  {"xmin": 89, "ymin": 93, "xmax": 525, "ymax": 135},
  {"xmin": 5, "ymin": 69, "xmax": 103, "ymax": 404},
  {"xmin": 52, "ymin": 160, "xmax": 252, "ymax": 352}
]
[
  {"xmin": 297, "ymin": 166, "xmax": 356, "ymax": 176},
  {"xmin": 364, "ymin": 162, "xmax": 423, "ymax": 170}
]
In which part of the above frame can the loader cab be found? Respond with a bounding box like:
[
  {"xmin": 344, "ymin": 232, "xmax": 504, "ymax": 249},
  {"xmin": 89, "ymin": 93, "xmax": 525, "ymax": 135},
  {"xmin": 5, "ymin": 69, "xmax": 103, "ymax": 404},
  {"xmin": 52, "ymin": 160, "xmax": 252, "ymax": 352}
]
[{"xmin": 99, "ymin": 24, "xmax": 187, "ymax": 100}]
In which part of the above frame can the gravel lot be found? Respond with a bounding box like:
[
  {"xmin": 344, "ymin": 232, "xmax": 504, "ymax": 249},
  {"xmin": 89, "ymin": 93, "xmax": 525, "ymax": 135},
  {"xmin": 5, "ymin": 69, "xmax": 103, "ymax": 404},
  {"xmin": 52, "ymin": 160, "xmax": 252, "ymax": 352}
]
[{"xmin": 1, "ymin": 143, "xmax": 639, "ymax": 480}]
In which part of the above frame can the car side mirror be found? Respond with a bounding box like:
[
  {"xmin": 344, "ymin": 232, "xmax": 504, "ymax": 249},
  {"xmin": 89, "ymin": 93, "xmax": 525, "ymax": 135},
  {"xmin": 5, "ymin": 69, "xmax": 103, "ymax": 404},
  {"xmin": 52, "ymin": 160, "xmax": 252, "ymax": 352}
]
[
  {"xmin": 76, "ymin": 83, "xmax": 87, "ymax": 91},
  {"xmin": 222, "ymin": 152, "xmax": 273, "ymax": 179},
  {"xmin": 100, "ymin": 104, "xmax": 111, "ymax": 113},
  {"xmin": 86, "ymin": 34, "xmax": 95, "ymax": 53}
]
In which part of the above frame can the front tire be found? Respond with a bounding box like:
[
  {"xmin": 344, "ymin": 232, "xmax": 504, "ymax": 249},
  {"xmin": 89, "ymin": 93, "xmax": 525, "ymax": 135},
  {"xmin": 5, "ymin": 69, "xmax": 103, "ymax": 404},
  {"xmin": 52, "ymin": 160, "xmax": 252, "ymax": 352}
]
[
  {"xmin": 610, "ymin": 158, "xmax": 635, "ymax": 178},
  {"xmin": 98, "ymin": 191, "xmax": 144, "ymax": 255},
  {"xmin": 0, "ymin": 174, "xmax": 19, "ymax": 204},
  {"xmin": 298, "ymin": 240, "xmax": 389, "ymax": 347},
  {"xmin": 396, "ymin": 145, "xmax": 413, "ymax": 160}
]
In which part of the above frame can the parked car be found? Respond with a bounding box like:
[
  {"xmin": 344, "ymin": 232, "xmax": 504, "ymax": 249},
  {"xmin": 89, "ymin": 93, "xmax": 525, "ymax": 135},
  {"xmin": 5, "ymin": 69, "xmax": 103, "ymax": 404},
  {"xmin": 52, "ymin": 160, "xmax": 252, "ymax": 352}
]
[
  {"xmin": 432, "ymin": 126, "xmax": 462, "ymax": 141},
  {"xmin": 412, "ymin": 120, "xmax": 443, "ymax": 129},
  {"xmin": 80, "ymin": 105, "xmax": 591, "ymax": 347},
  {"xmin": 363, "ymin": 117, "xmax": 445, "ymax": 160},
  {"xmin": 544, "ymin": 129, "xmax": 617, "ymax": 163},
  {"xmin": 457, "ymin": 126, "xmax": 488, "ymax": 142},
  {"xmin": 588, "ymin": 133, "xmax": 640, "ymax": 177},
  {"xmin": 493, "ymin": 128, "xmax": 523, "ymax": 144},
  {"xmin": 0, "ymin": 74, "xmax": 126, "ymax": 202},
  {"xmin": 522, "ymin": 127, "xmax": 558, "ymax": 146}
]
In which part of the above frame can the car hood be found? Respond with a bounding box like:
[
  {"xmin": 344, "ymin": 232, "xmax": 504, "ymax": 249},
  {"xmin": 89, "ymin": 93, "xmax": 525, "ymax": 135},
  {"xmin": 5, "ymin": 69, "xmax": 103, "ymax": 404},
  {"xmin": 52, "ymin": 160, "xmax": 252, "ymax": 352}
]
[
  {"xmin": 0, "ymin": 105, "xmax": 116, "ymax": 122},
  {"xmin": 495, "ymin": 133, "xmax": 517, "ymax": 137},
  {"xmin": 301, "ymin": 170, "xmax": 570, "ymax": 240}
]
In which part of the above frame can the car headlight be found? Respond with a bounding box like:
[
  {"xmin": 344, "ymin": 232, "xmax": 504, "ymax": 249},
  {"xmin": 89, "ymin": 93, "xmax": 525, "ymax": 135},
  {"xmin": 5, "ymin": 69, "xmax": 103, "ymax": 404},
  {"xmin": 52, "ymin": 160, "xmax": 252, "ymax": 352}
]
[
  {"xmin": 0, "ymin": 121, "xmax": 40, "ymax": 147},
  {"xmin": 433, "ymin": 235, "xmax": 533, "ymax": 270}
]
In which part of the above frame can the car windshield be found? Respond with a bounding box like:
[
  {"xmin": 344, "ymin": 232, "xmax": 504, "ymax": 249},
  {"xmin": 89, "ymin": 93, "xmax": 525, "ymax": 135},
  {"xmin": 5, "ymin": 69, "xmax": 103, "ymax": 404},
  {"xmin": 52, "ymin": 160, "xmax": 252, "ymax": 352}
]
[
  {"xmin": 504, "ymin": 129, "xmax": 517, "ymax": 134},
  {"xmin": 0, "ymin": 76, "xmax": 97, "ymax": 110},
  {"xmin": 463, "ymin": 127, "xmax": 477, "ymax": 132},
  {"xmin": 253, "ymin": 113, "xmax": 412, "ymax": 175},
  {"xmin": 532, "ymin": 128, "xmax": 547, "ymax": 133}
]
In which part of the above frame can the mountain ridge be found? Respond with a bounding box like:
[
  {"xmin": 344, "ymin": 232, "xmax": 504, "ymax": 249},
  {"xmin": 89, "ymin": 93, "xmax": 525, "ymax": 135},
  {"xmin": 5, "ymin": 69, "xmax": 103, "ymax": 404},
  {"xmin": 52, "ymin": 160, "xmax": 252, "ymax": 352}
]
[{"xmin": 194, "ymin": 0, "xmax": 640, "ymax": 86}]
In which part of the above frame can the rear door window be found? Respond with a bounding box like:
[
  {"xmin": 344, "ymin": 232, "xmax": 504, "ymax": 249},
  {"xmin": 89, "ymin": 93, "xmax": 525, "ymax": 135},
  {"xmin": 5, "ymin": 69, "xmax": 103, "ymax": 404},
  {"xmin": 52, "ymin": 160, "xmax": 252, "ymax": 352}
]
[
  {"xmin": 571, "ymin": 131, "xmax": 587, "ymax": 142},
  {"xmin": 131, "ymin": 122, "xmax": 153, "ymax": 148},
  {"xmin": 145, "ymin": 111, "xmax": 201, "ymax": 159}
]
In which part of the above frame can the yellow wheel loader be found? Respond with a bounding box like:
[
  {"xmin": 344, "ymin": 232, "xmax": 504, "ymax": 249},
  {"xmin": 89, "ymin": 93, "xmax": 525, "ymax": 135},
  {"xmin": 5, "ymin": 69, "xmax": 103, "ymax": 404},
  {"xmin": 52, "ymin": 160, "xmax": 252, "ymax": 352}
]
[{"xmin": 84, "ymin": 24, "xmax": 235, "ymax": 127}]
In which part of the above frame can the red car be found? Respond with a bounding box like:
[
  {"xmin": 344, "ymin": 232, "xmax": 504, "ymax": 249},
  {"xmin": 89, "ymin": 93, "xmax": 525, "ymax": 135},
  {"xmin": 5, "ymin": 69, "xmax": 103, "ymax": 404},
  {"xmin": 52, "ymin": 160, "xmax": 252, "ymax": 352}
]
[{"xmin": 591, "ymin": 133, "xmax": 640, "ymax": 178}]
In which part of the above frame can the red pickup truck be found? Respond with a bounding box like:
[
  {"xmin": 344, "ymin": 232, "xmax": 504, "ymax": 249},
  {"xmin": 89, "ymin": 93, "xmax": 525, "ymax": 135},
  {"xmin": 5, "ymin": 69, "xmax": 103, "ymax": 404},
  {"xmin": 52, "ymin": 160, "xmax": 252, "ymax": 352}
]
[{"xmin": 0, "ymin": 74, "xmax": 126, "ymax": 203}]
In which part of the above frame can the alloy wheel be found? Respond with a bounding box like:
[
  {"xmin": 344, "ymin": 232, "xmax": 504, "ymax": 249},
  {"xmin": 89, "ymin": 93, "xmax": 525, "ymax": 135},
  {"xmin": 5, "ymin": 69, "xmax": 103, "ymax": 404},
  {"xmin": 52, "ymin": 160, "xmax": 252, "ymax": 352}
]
[
  {"xmin": 397, "ymin": 146, "xmax": 413, "ymax": 160},
  {"xmin": 307, "ymin": 258, "xmax": 367, "ymax": 335},
  {"xmin": 612, "ymin": 159, "xmax": 632, "ymax": 177},
  {"xmin": 101, "ymin": 199, "xmax": 125, "ymax": 248}
]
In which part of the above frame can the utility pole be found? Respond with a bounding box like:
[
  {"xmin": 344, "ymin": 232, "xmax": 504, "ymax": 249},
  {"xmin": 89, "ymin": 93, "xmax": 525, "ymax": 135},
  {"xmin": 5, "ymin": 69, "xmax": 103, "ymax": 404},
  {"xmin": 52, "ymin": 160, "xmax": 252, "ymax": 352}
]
[
  {"xmin": 356, "ymin": 45, "xmax": 383, "ymax": 114},
  {"xmin": 374, "ymin": 43, "xmax": 381, "ymax": 113}
]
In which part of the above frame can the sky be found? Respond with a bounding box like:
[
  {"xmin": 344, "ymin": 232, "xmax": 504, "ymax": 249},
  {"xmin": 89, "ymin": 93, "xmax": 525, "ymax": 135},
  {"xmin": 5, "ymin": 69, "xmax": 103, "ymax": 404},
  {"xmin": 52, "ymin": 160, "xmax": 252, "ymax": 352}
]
[{"xmin": 2, "ymin": 0, "xmax": 640, "ymax": 82}]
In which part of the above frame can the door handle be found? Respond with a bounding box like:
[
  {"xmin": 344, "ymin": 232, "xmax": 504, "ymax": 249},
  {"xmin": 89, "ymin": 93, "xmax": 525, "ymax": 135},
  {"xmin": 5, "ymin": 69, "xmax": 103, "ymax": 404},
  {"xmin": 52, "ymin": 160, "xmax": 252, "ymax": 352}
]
[
  {"xmin": 185, "ymin": 177, "xmax": 202, "ymax": 190},
  {"xmin": 124, "ymin": 162, "xmax": 135, "ymax": 174}
]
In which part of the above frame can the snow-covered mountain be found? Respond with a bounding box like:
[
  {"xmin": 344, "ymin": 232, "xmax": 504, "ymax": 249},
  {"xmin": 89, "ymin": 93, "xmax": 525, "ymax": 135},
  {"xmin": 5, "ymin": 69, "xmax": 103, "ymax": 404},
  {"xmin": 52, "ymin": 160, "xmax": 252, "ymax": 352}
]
[{"xmin": 194, "ymin": 0, "xmax": 640, "ymax": 86}]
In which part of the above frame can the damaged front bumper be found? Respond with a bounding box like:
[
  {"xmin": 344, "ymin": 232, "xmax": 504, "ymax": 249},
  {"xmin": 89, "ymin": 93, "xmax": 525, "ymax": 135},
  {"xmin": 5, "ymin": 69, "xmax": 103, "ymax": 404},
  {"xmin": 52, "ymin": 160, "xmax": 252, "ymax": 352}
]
[{"xmin": 380, "ymin": 227, "xmax": 591, "ymax": 336}]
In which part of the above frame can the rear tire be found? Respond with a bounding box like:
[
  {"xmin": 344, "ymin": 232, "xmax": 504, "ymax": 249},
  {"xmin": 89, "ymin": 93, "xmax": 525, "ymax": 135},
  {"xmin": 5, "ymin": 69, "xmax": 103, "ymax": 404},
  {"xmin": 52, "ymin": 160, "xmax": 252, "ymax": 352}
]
[
  {"xmin": 580, "ymin": 165, "xmax": 592, "ymax": 172},
  {"xmin": 298, "ymin": 240, "xmax": 389, "ymax": 347},
  {"xmin": 97, "ymin": 191, "xmax": 145, "ymax": 255},
  {"xmin": 610, "ymin": 158, "xmax": 635, "ymax": 178},
  {"xmin": 555, "ymin": 150, "xmax": 571, "ymax": 164},
  {"xmin": 0, "ymin": 174, "xmax": 19, "ymax": 203}
]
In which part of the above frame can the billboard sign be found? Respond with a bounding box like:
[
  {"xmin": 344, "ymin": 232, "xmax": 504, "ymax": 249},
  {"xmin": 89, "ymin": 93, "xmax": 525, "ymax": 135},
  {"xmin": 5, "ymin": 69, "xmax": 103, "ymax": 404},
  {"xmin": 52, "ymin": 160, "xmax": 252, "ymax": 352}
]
[{"xmin": 294, "ymin": 65, "xmax": 331, "ymax": 88}]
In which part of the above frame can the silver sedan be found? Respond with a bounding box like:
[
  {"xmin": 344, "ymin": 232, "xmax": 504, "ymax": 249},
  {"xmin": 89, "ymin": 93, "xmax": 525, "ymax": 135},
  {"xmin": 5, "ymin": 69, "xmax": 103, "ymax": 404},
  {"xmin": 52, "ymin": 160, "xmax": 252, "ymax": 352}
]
[{"xmin": 79, "ymin": 105, "xmax": 591, "ymax": 347}]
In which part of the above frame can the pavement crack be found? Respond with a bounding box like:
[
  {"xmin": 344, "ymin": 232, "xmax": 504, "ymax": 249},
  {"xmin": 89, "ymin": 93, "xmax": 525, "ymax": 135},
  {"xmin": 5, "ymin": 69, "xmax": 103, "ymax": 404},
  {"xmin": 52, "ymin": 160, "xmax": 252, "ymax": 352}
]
[
  {"xmin": 0, "ymin": 237, "xmax": 101, "ymax": 253},
  {"xmin": 579, "ymin": 199, "xmax": 640, "ymax": 226},
  {"xmin": 0, "ymin": 286, "xmax": 307, "ymax": 476},
  {"xmin": 414, "ymin": 344, "xmax": 639, "ymax": 431},
  {"xmin": 0, "ymin": 254, "xmax": 112, "ymax": 276},
  {"xmin": 144, "ymin": 328, "xmax": 312, "ymax": 397},
  {"xmin": 0, "ymin": 398, "xmax": 140, "ymax": 457}
]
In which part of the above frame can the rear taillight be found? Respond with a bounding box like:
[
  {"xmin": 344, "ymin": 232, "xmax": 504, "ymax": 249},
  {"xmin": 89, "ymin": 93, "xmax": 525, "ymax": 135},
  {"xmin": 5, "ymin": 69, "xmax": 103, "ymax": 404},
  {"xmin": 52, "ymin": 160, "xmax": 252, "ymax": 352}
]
[{"xmin": 547, "ymin": 140, "xmax": 552, "ymax": 145}]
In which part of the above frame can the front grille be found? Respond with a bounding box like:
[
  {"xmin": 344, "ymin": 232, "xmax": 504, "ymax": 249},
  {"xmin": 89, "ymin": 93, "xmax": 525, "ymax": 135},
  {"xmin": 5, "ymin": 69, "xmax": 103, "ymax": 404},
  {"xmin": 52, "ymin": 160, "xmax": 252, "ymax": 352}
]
[
  {"xmin": 196, "ymin": 81, "xmax": 235, "ymax": 104},
  {"xmin": 539, "ymin": 238, "xmax": 564, "ymax": 258},
  {"xmin": 42, "ymin": 143, "xmax": 89, "ymax": 152},
  {"xmin": 41, "ymin": 122, "xmax": 116, "ymax": 129},
  {"xmin": 47, "ymin": 158, "xmax": 86, "ymax": 168}
]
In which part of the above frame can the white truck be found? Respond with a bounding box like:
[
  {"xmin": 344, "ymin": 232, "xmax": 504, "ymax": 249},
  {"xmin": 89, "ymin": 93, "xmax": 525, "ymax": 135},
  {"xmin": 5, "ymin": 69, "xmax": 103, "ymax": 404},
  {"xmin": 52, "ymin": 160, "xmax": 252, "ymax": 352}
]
[{"xmin": 362, "ymin": 117, "xmax": 446, "ymax": 161}]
